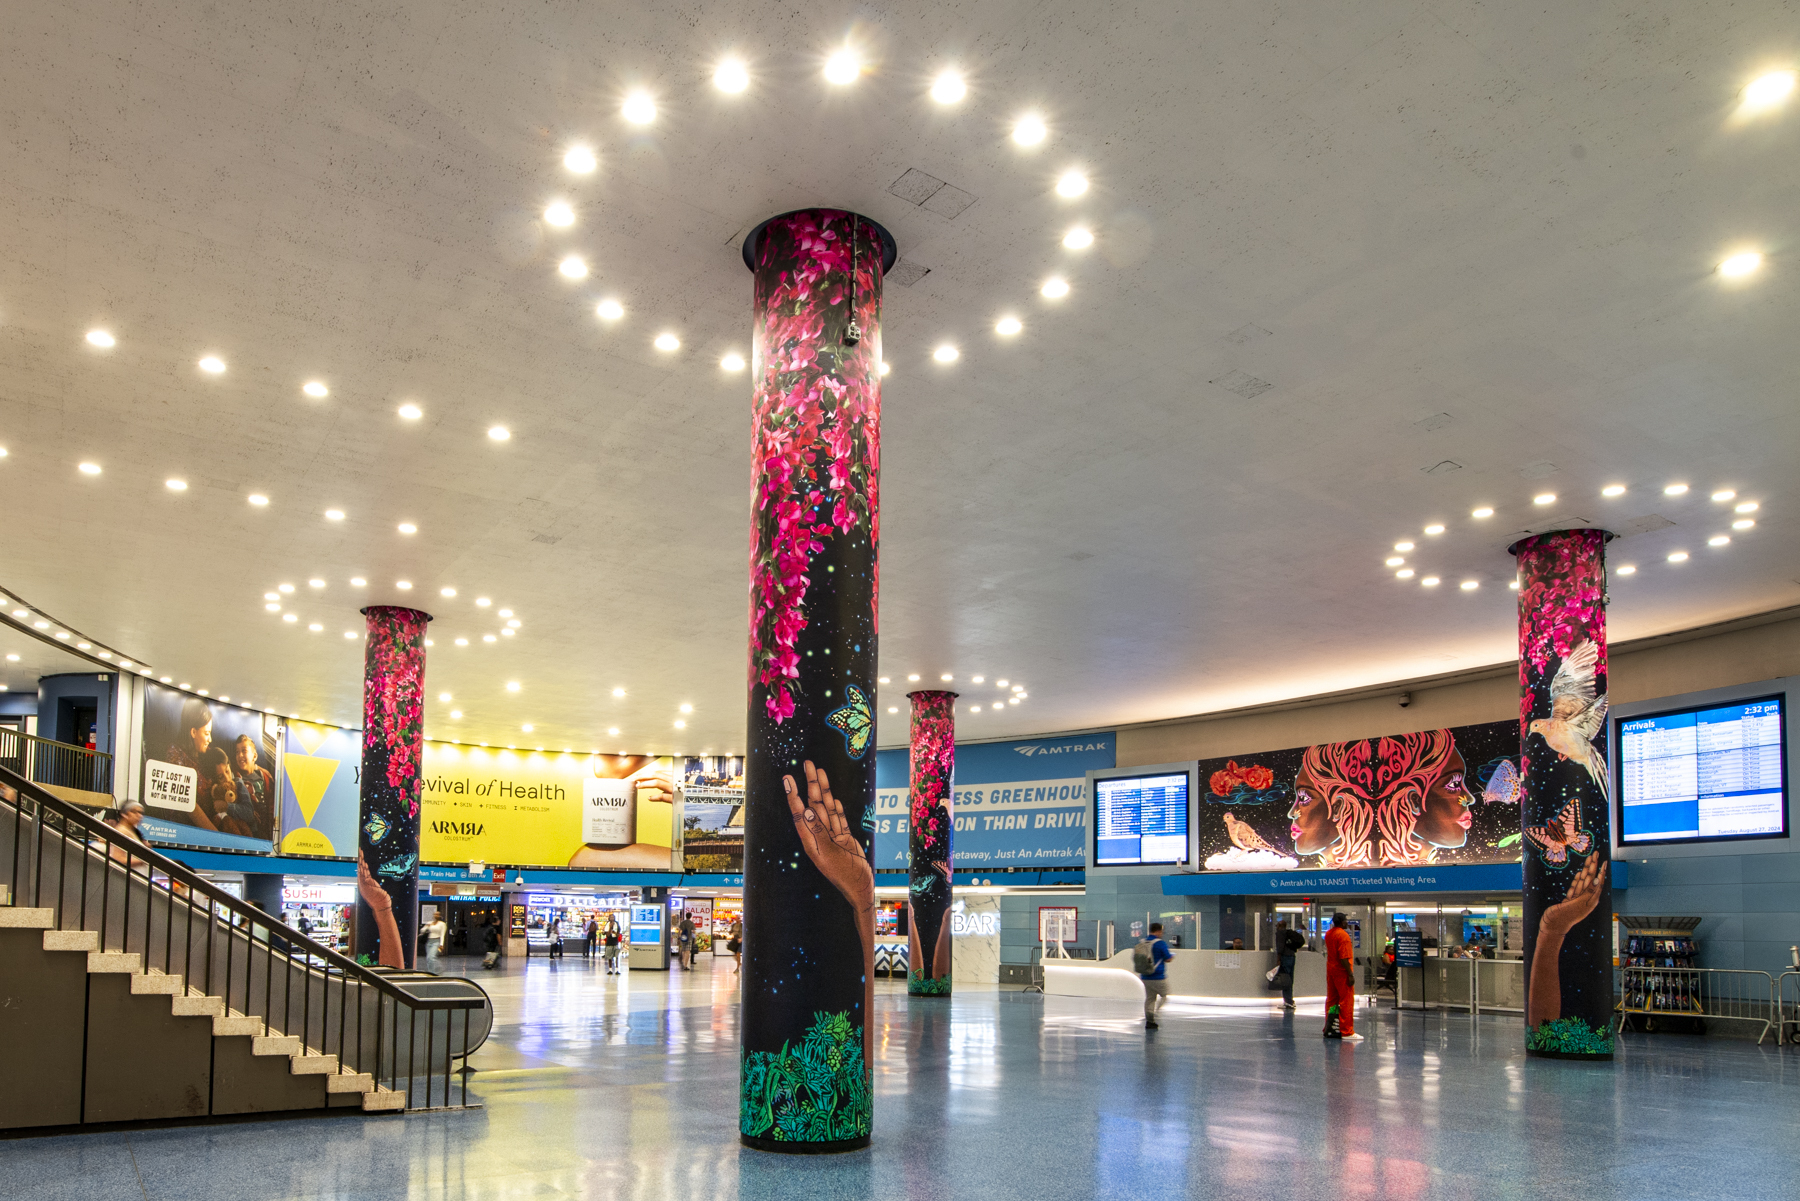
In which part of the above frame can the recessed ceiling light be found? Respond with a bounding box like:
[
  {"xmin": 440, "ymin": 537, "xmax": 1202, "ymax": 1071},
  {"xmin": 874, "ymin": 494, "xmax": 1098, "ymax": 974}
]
[
  {"xmin": 396, "ymin": 403, "xmax": 423, "ymax": 421},
  {"xmin": 608, "ymin": 726, "xmax": 620, "ymax": 736},
  {"xmin": 1735, "ymin": 501, "xmax": 1759, "ymax": 513},
  {"xmin": 1470, "ymin": 507, "xmax": 1494, "ymax": 518},
  {"xmin": 522, "ymin": 723, "xmax": 534, "ymax": 733},
  {"xmin": 888, "ymin": 706, "xmax": 898, "ymax": 714},
  {"xmin": 908, "ymin": 673, "xmax": 920, "ymax": 682},
  {"xmin": 1394, "ymin": 542, "xmax": 1414, "ymax": 552},
  {"xmin": 1533, "ymin": 493, "xmax": 1556, "ymax": 505},
  {"xmin": 563, "ymin": 146, "xmax": 597, "ymax": 174},
  {"xmin": 248, "ymin": 493, "xmax": 269, "ymax": 506},
  {"xmin": 937, "ymin": 673, "xmax": 952, "ymax": 682},
  {"xmin": 1602, "ymin": 484, "xmax": 1626, "ymax": 497},
  {"xmin": 1041, "ymin": 277, "xmax": 1069, "ymax": 299},
  {"xmin": 930, "ymin": 70, "xmax": 966, "ymax": 104},
  {"xmin": 673, "ymin": 719, "xmax": 687, "ymax": 730},
  {"xmin": 1711, "ymin": 489, "xmax": 1736, "ymax": 502},
  {"xmin": 544, "ymin": 202, "xmax": 574, "ymax": 227},
  {"xmin": 1744, "ymin": 69, "xmax": 1797, "ymax": 108},
  {"xmin": 933, "ymin": 344, "xmax": 959, "ymax": 363},
  {"xmin": 970, "ymin": 675, "xmax": 985, "ymax": 684},
  {"xmin": 878, "ymin": 360, "xmax": 891, "ymax": 376},
  {"xmin": 501, "ymin": 627, "xmax": 514, "ymax": 637},
  {"xmin": 1396, "ymin": 569, "xmax": 1415, "ymax": 579},
  {"xmin": 1616, "ymin": 564, "xmax": 1637, "ymax": 575},
  {"xmin": 476, "ymin": 597, "xmax": 492, "ymax": 607},
  {"xmin": 654, "ymin": 333, "xmax": 681, "ymax": 352},
  {"xmin": 198, "ymin": 356, "xmax": 226, "ymax": 374},
  {"xmin": 997, "ymin": 679, "xmax": 1009, "ymax": 687},
  {"xmin": 86, "ymin": 329, "xmax": 115, "ymax": 348},
  {"xmin": 325, "ymin": 509, "xmax": 345, "ymax": 521},
  {"xmin": 558, "ymin": 256, "xmax": 588, "ymax": 279},
  {"xmin": 505, "ymin": 619, "xmax": 521, "ymax": 629},
  {"xmin": 78, "ymin": 462, "xmax": 102, "ymax": 475},
  {"xmin": 1421, "ymin": 577, "xmax": 1441, "ymax": 587},
  {"xmin": 164, "ymin": 478, "xmax": 188, "ymax": 492},
  {"xmin": 450, "ymin": 710, "xmax": 462, "ymax": 719},
  {"xmin": 611, "ymin": 687, "xmax": 626, "ymax": 698},
  {"xmin": 994, "ymin": 317, "xmax": 1022, "ymax": 337},
  {"xmin": 308, "ymin": 623, "xmax": 323, "ymax": 632},
  {"xmin": 498, "ymin": 609, "xmax": 512, "ymax": 618},
  {"xmin": 396, "ymin": 580, "xmax": 413, "ymax": 590},
  {"xmin": 1017, "ymin": 691, "xmax": 1027, "ymax": 699},
  {"xmin": 1055, "ymin": 170, "xmax": 1088, "ymax": 197},
  {"xmin": 1062, "ymin": 227, "xmax": 1094, "ymax": 250},
  {"xmin": 1668, "ymin": 551, "xmax": 1689, "ymax": 562},
  {"xmin": 1733, "ymin": 518, "xmax": 1755, "ymax": 530},
  {"xmin": 350, "ymin": 577, "xmax": 366, "ymax": 586},
  {"xmin": 1708, "ymin": 535, "xmax": 1730, "ymax": 547},
  {"xmin": 440, "ymin": 587, "xmax": 456, "ymax": 598},
  {"xmin": 679, "ymin": 703, "xmax": 693, "ymax": 714},
  {"xmin": 32, "ymin": 619, "xmax": 48, "ymax": 629},
  {"xmin": 1459, "ymin": 580, "xmax": 1479, "ymax": 591},
  {"xmin": 488, "ymin": 426, "xmax": 510, "ymax": 441},
  {"xmin": 596, "ymin": 299, "xmax": 624, "ymax": 321},
  {"xmin": 454, "ymin": 637, "xmax": 468, "ymax": 646},
  {"xmin": 823, "ymin": 49, "xmax": 860, "ymax": 85},
  {"xmin": 1385, "ymin": 556, "xmax": 1405, "ymax": 567},
  {"xmin": 283, "ymin": 613, "xmax": 298, "ymax": 623},
  {"xmin": 302, "ymin": 381, "xmax": 328, "ymax": 398},
  {"xmin": 506, "ymin": 681, "xmax": 521, "ymax": 692},
  {"xmin": 264, "ymin": 592, "xmax": 279, "ymax": 601},
  {"xmin": 721, "ymin": 353, "xmax": 746, "ymax": 371},
  {"xmin": 622, "ymin": 92, "xmax": 656, "ymax": 124},
  {"xmin": 1012, "ymin": 115, "xmax": 1047, "ymax": 145},
  {"xmin": 714, "ymin": 58, "xmax": 750, "ymax": 93},
  {"xmin": 1424, "ymin": 524, "xmax": 1446, "ymax": 536},
  {"xmin": 278, "ymin": 583, "xmax": 295, "ymax": 593},
  {"xmin": 54, "ymin": 631, "xmax": 68, "ymax": 640},
  {"xmin": 1719, "ymin": 251, "xmax": 1763, "ymax": 278},
  {"xmin": 397, "ymin": 522, "xmax": 417, "ymax": 534},
  {"xmin": 344, "ymin": 631, "xmax": 357, "ymax": 639},
  {"xmin": 1663, "ymin": 483, "xmax": 1689, "ymax": 496},
  {"xmin": 972, "ymin": 705, "xmax": 982, "ymax": 713}
]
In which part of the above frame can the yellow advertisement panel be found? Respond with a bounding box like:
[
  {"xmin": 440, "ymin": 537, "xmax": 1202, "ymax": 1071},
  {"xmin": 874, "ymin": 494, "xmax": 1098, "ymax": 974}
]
[{"xmin": 418, "ymin": 745, "xmax": 677, "ymax": 869}]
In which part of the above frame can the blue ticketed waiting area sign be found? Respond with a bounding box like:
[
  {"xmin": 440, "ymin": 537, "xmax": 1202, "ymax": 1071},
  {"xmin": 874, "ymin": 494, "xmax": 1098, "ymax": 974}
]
[
  {"xmin": 874, "ymin": 733, "xmax": 1115, "ymax": 869},
  {"xmin": 1160, "ymin": 860, "xmax": 1627, "ymax": 896}
]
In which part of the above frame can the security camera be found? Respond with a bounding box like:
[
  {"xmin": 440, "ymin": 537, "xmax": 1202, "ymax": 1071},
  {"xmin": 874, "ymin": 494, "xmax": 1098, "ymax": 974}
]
[{"xmin": 1398, "ymin": 692, "xmax": 1412, "ymax": 708}]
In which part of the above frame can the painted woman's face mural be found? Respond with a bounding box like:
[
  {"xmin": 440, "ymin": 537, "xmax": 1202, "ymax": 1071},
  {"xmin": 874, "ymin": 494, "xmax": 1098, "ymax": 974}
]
[
  {"xmin": 1414, "ymin": 747, "xmax": 1472, "ymax": 848},
  {"xmin": 1288, "ymin": 765, "xmax": 1339, "ymax": 855}
]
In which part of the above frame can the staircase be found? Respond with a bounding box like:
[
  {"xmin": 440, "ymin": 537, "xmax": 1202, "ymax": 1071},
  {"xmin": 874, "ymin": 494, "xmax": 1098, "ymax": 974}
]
[{"xmin": 1, "ymin": 769, "xmax": 478, "ymax": 1132}]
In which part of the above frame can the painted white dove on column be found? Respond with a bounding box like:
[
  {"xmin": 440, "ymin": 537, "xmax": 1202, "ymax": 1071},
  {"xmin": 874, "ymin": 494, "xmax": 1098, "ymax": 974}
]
[{"xmin": 1527, "ymin": 639, "xmax": 1610, "ymax": 803}]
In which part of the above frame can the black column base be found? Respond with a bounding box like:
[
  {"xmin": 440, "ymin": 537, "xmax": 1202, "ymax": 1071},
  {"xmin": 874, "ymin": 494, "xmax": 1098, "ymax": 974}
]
[
  {"xmin": 741, "ymin": 1133, "xmax": 871, "ymax": 1154},
  {"xmin": 1525, "ymin": 1048, "xmax": 1615, "ymax": 1062}
]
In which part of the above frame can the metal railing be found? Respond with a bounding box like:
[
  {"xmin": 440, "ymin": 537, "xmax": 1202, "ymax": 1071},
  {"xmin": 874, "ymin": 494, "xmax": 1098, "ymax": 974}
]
[
  {"xmin": 1616, "ymin": 965, "xmax": 1777, "ymax": 1044},
  {"xmin": 1, "ymin": 764, "xmax": 483, "ymax": 1111},
  {"xmin": 1395, "ymin": 956, "xmax": 1525, "ymax": 1015},
  {"xmin": 1771, "ymin": 971, "xmax": 1800, "ymax": 1045},
  {"xmin": 0, "ymin": 727, "xmax": 113, "ymax": 800}
]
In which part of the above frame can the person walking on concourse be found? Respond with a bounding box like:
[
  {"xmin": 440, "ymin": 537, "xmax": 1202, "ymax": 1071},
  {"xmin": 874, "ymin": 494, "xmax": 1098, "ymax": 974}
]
[
  {"xmin": 1277, "ymin": 920, "xmax": 1306, "ymax": 1010},
  {"xmin": 1136, "ymin": 922, "xmax": 1173, "ymax": 1029},
  {"xmin": 1323, "ymin": 911, "xmax": 1362, "ymax": 1040}
]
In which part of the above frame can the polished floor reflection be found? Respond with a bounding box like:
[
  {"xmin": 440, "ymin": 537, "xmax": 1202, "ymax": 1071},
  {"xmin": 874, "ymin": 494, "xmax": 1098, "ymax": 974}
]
[{"xmin": 6, "ymin": 953, "xmax": 1800, "ymax": 1199}]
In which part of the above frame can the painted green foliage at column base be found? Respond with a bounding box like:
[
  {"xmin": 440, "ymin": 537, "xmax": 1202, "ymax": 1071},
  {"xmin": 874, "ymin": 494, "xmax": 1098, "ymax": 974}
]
[
  {"xmin": 1527, "ymin": 1016, "xmax": 1614, "ymax": 1056},
  {"xmin": 907, "ymin": 970, "xmax": 952, "ymax": 996},
  {"xmin": 740, "ymin": 1011, "xmax": 871, "ymax": 1143}
]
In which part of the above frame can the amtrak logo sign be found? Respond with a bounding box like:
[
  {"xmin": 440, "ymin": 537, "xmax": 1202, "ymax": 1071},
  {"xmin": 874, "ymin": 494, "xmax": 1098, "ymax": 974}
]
[{"xmin": 1014, "ymin": 741, "xmax": 1109, "ymax": 758}]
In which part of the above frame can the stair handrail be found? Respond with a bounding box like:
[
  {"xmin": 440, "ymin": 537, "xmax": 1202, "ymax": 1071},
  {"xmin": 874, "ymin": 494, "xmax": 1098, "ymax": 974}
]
[{"xmin": 3, "ymin": 761, "xmax": 482, "ymax": 1110}]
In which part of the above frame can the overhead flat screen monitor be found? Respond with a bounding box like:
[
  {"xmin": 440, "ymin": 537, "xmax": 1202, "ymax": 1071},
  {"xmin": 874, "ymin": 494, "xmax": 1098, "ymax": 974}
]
[
  {"xmin": 1618, "ymin": 695, "xmax": 1787, "ymax": 846},
  {"xmin": 1095, "ymin": 772, "xmax": 1190, "ymax": 866}
]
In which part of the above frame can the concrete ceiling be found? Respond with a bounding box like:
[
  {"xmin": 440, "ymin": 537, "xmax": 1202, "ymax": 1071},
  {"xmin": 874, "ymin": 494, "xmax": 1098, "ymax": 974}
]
[{"xmin": 1, "ymin": 1, "xmax": 1795, "ymax": 754}]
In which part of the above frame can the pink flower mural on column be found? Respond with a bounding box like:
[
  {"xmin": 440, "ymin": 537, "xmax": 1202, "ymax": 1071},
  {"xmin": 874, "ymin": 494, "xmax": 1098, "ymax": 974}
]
[{"xmin": 907, "ymin": 691, "xmax": 956, "ymax": 995}]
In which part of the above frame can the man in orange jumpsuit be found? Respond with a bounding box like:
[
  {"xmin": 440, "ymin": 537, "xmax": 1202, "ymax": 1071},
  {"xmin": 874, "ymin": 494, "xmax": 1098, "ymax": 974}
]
[{"xmin": 1323, "ymin": 911, "xmax": 1362, "ymax": 1040}]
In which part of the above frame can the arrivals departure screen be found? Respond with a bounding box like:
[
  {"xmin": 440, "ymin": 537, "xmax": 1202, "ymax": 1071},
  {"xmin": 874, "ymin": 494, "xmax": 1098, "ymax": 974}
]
[
  {"xmin": 1618, "ymin": 695, "xmax": 1787, "ymax": 845},
  {"xmin": 1095, "ymin": 772, "xmax": 1190, "ymax": 865}
]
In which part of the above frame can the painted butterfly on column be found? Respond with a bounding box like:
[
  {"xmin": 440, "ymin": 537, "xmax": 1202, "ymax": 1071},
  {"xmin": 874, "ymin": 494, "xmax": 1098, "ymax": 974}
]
[
  {"xmin": 1525, "ymin": 798, "xmax": 1591, "ymax": 865},
  {"xmin": 826, "ymin": 685, "xmax": 873, "ymax": 759}
]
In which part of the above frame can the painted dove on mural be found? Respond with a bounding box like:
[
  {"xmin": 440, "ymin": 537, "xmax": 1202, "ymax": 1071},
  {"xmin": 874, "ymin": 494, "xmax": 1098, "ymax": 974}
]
[
  {"xmin": 1222, "ymin": 811, "xmax": 1281, "ymax": 854},
  {"xmin": 1528, "ymin": 639, "xmax": 1610, "ymax": 802}
]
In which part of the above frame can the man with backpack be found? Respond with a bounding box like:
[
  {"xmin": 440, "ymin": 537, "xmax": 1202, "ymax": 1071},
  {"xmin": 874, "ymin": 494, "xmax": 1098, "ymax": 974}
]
[
  {"xmin": 481, "ymin": 917, "xmax": 502, "ymax": 970},
  {"xmin": 1135, "ymin": 922, "xmax": 1174, "ymax": 1029},
  {"xmin": 1277, "ymin": 920, "xmax": 1307, "ymax": 1010}
]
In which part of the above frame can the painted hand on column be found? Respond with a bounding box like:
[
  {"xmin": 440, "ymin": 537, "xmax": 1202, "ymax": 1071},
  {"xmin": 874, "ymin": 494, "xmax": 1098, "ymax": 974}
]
[
  {"xmin": 784, "ymin": 762, "xmax": 874, "ymax": 915},
  {"xmin": 1527, "ymin": 852, "xmax": 1604, "ymax": 1028},
  {"xmin": 357, "ymin": 849, "xmax": 405, "ymax": 969},
  {"xmin": 1540, "ymin": 853, "xmax": 1604, "ymax": 938}
]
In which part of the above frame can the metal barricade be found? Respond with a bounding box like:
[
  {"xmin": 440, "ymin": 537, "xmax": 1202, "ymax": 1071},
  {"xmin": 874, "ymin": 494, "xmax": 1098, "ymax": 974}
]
[
  {"xmin": 1616, "ymin": 966, "xmax": 1777, "ymax": 1044},
  {"xmin": 1777, "ymin": 971, "xmax": 1800, "ymax": 1045}
]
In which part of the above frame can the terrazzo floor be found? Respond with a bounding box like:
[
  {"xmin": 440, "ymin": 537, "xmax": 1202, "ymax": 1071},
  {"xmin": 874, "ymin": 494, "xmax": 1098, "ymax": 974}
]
[{"xmin": 5, "ymin": 952, "xmax": 1800, "ymax": 1199}]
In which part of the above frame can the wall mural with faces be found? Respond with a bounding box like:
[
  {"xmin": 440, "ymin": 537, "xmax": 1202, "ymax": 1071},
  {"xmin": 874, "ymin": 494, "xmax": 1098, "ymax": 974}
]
[{"xmin": 1197, "ymin": 719, "xmax": 1523, "ymax": 871}]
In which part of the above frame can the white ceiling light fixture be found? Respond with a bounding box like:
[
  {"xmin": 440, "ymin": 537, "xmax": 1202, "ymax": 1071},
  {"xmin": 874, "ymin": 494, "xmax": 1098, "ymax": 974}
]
[
  {"xmin": 79, "ymin": 461, "xmax": 102, "ymax": 476},
  {"xmin": 679, "ymin": 703, "xmax": 693, "ymax": 713},
  {"xmin": 350, "ymin": 577, "xmax": 367, "ymax": 586},
  {"xmin": 558, "ymin": 256, "xmax": 588, "ymax": 279},
  {"xmin": 612, "ymin": 687, "xmax": 625, "ymax": 697},
  {"xmin": 302, "ymin": 381, "xmax": 328, "ymax": 398},
  {"xmin": 1711, "ymin": 490, "xmax": 1736, "ymax": 502},
  {"xmin": 654, "ymin": 332, "xmax": 681, "ymax": 352},
  {"xmin": 264, "ymin": 591, "xmax": 279, "ymax": 600},
  {"xmin": 1668, "ymin": 551, "xmax": 1689, "ymax": 562},
  {"xmin": 308, "ymin": 622, "xmax": 323, "ymax": 632},
  {"xmin": 1394, "ymin": 542, "xmax": 1414, "ymax": 552},
  {"xmin": 501, "ymin": 628, "xmax": 514, "ymax": 637},
  {"xmin": 450, "ymin": 710, "xmax": 462, "ymax": 719},
  {"xmin": 483, "ymin": 634, "xmax": 497, "ymax": 643},
  {"xmin": 995, "ymin": 317, "xmax": 1022, "ymax": 336},
  {"xmin": 930, "ymin": 70, "xmax": 967, "ymax": 104},
  {"xmin": 1041, "ymin": 277, "xmax": 1069, "ymax": 299},
  {"xmin": 198, "ymin": 356, "xmax": 226, "ymax": 374},
  {"xmin": 248, "ymin": 494, "xmax": 269, "ymax": 506},
  {"xmin": 1471, "ymin": 507, "xmax": 1494, "ymax": 518},
  {"xmin": 1616, "ymin": 565, "xmax": 1637, "ymax": 575},
  {"xmin": 1743, "ymin": 69, "xmax": 1797, "ymax": 109},
  {"xmin": 1012, "ymin": 114, "xmax": 1047, "ymax": 146},
  {"xmin": 165, "ymin": 478, "xmax": 187, "ymax": 491},
  {"xmin": 607, "ymin": 726, "xmax": 620, "ymax": 736},
  {"xmin": 86, "ymin": 329, "xmax": 115, "ymax": 348},
  {"xmin": 1396, "ymin": 569, "xmax": 1415, "ymax": 579},
  {"xmin": 1718, "ymin": 251, "xmax": 1763, "ymax": 278},
  {"xmin": 506, "ymin": 681, "xmax": 521, "ymax": 692},
  {"xmin": 325, "ymin": 509, "xmax": 345, "ymax": 521},
  {"xmin": 1421, "ymin": 576, "xmax": 1441, "ymax": 587},
  {"xmin": 544, "ymin": 202, "xmax": 574, "ymax": 227},
  {"xmin": 878, "ymin": 360, "xmax": 891, "ymax": 375},
  {"xmin": 1602, "ymin": 484, "xmax": 1626, "ymax": 497},
  {"xmin": 563, "ymin": 146, "xmax": 597, "ymax": 174},
  {"xmin": 1385, "ymin": 556, "xmax": 1405, "ymax": 567},
  {"xmin": 522, "ymin": 724, "xmax": 534, "ymax": 733},
  {"xmin": 596, "ymin": 298, "xmax": 624, "ymax": 321},
  {"xmin": 933, "ymin": 344, "xmax": 959, "ymax": 363},
  {"xmin": 1733, "ymin": 518, "xmax": 1755, "ymax": 530},
  {"xmin": 308, "ymin": 578, "xmax": 325, "ymax": 588},
  {"xmin": 507, "ymin": 619, "xmax": 521, "ymax": 628},
  {"xmin": 1424, "ymin": 524, "xmax": 1446, "ymax": 536},
  {"xmin": 674, "ymin": 719, "xmax": 687, "ymax": 730},
  {"xmin": 264, "ymin": 602, "xmax": 281, "ymax": 612},
  {"xmin": 1459, "ymin": 580, "xmax": 1479, "ymax": 591},
  {"xmin": 621, "ymin": 92, "xmax": 656, "ymax": 124},
  {"xmin": 1663, "ymin": 483, "xmax": 1689, "ymax": 496},
  {"xmin": 1533, "ymin": 493, "xmax": 1556, "ymax": 506},
  {"xmin": 454, "ymin": 637, "xmax": 468, "ymax": 647},
  {"xmin": 476, "ymin": 597, "xmax": 491, "ymax": 607},
  {"xmin": 396, "ymin": 580, "xmax": 413, "ymax": 590},
  {"xmin": 344, "ymin": 631, "xmax": 357, "ymax": 639},
  {"xmin": 1062, "ymin": 227, "xmax": 1094, "ymax": 250},
  {"xmin": 823, "ymin": 49, "xmax": 861, "ymax": 85},
  {"xmin": 397, "ymin": 522, "xmax": 417, "ymax": 534},
  {"xmin": 440, "ymin": 587, "xmax": 456, "ymax": 597},
  {"xmin": 499, "ymin": 608, "xmax": 512, "ymax": 618},
  {"xmin": 1735, "ymin": 501, "xmax": 1758, "ymax": 513},
  {"xmin": 907, "ymin": 673, "xmax": 920, "ymax": 682},
  {"xmin": 488, "ymin": 426, "xmax": 510, "ymax": 442},
  {"xmin": 721, "ymin": 353, "xmax": 746, "ymax": 372},
  {"xmin": 283, "ymin": 613, "xmax": 298, "ymax": 623},
  {"xmin": 1055, "ymin": 170, "xmax": 1088, "ymax": 197},
  {"xmin": 1709, "ymin": 535, "xmax": 1731, "ymax": 547},
  {"xmin": 714, "ymin": 58, "xmax": 750, "ymax": 94}
]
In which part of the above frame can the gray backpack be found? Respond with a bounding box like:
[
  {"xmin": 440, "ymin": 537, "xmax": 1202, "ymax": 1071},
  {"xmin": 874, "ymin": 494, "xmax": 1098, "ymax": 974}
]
[{"xmin": 1132, "ymin": 939, "xmax": 1156, "ymax": 975}]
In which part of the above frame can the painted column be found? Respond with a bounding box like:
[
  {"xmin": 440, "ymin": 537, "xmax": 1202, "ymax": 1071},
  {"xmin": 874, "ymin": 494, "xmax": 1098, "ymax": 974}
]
[
  {"xmin": 1512, "ymin": 529, "xmax": 1613, "ymax": 1059},
  {"xmin": 739, "ymin": 209, "xmax": 892, "ymax": 1153},
  {"xmin": 354, "ymin": 605, "xmax": 430, "ymax": 970},
  {"xmin": 906, "ymin": 690, "xmax": 956, "ymax": 996}
]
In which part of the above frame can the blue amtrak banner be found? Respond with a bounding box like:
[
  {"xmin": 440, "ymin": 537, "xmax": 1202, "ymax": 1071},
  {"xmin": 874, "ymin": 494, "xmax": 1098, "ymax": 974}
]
[{"xmin": 874, "ymin": 733, "xmax": 1116, "ymax": 869}]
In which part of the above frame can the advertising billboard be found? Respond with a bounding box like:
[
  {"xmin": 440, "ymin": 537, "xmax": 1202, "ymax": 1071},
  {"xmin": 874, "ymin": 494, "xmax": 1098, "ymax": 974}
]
[
  {"xmin": 139, "ymin": 683, "xmax": 279, "ymax": 853},
  {"xmin": 680, "ymin": 755, "xmax": 745, "ymax": 873},
  {"xmin": 280, "ymin": 719, "xmax": 361, "ymax": 856},
  {"xmin": 874, "ymin": 733, "xmax": 1115, "ymax": 870}
]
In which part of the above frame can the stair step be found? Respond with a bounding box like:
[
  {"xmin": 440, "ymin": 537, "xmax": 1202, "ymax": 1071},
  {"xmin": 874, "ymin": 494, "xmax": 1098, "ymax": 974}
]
[
  {"xmin": 131, "ymin": 971, "xmax": 186, "ymax": 996},
  {"xmin": 171, "ymin": 994, "xmax": 225, "ymax": 1017},
  {"xmin": 326, "ymin": 1072, "xmax": 374, "ymax": 1095},
  {"xmin": 251, "ymin": 1035, "xmax": 302, "ymax": 1057},
  {"xmin": 43, "ymin": 929, "xmax": 99, "ymax": 951},
  {"xmin": 290, "ymin": 1053, "xmax": 340, "ymax": 1076},
  {"xmin": 213, "ymin": 1014, "xmax": 263, "ymax": 1037},
  {"xmin": 361, "ymin": 1087, "xmax": 407, "ymax": 1112},
  {"xmin": 87, "ymin": 951, "xmax": 141, "ymax": 974},
  {"xmin": 0, "ymin": 907, "xmax": 55, "ymax": 928}
]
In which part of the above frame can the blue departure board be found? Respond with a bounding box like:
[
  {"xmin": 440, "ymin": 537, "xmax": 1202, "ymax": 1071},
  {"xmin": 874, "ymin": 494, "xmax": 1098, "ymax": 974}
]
[
  {"xmin": 1619, "ymin": 695, "xmax": 1786, "ymax": 845},
  {"xmin": 1095, "ymin": 772, "xmax": 1190, "ymax": 865}
]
